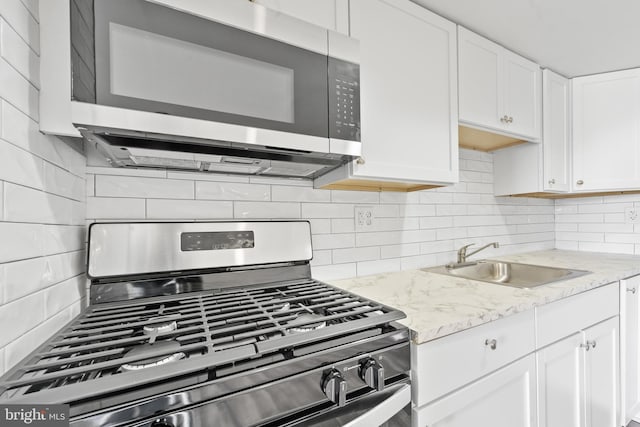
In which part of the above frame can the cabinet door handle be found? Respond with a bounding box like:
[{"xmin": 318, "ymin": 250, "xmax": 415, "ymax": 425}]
[
  {"xmin": 500, "ymin": 115, "xmax": 509, "ymax": 123},
  {"xmin": 507, "ymin": 116, "xmax": 513, "ymax": 123},
  {"xmin": 548, "ymin": 179, "xmax": 555, "ymax": 185},
  {"xmin": 356, "ymin": 157, "xmax": 365, "ymax": 165},
  {"xmin": 590, "ymin": 340, "xmax": 596, "ymax": 349},
  {"xmin": 485, "ymin": 339, "xmax": 497, "ymax": 350},
  {"xmin": 576, "ymin": 180, "xmax": 584, "ymax": 185},
  {"xmin": 580, "ymin": 342, "xmax": 591, "ymax": 351},
  {"xmin": 628, "ymin": 287, "xmax": 637, "ymax": 294}
]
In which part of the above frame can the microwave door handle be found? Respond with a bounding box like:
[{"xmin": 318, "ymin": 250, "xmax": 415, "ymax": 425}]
[{"xmin": 342, "ymin": 383, "xmax": 411, "ymax": 427}]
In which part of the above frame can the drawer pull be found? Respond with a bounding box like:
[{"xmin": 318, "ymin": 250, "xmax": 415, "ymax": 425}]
[
  {"xmin": 628, "ymin": 287, "xmax": 637, "ymax": 294},
  {"xmin": 484, "ymin": 339, "xmax": 497, "ymax": 350}
]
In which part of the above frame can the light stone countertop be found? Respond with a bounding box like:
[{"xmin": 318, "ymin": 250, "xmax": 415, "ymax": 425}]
[{"xmin": 329, "ymin": 250, "xmax": 640, "ymax": 345}]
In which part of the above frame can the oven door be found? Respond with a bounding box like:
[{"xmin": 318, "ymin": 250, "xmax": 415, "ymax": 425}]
[
  {"xmin": 78, "ymin": 0, "xmax": 337, "ymax": 139},
  {"xmin": 288, "ymin": 380, "xmax": 411, "ymax": 427}
]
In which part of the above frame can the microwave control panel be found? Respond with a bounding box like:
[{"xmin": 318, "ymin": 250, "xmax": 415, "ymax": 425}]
[{"xmin": 329, "ymin": 58, "xmax": 361, "ymax": 142}]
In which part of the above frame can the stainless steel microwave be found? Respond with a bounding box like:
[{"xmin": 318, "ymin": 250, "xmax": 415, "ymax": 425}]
[{"xmin": 41, "ymin": 0, "xmax": 361, "ymax": 178}]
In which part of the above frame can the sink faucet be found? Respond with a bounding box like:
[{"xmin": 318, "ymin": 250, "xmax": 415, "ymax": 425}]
[{"xmin": 457, "ymin": 242, "xmax": 500, "ymax": 264}]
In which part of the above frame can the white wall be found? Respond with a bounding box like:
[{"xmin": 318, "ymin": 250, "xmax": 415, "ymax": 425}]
[
  {"xmin": 556, "ymin": 194, "xmax": 640, "ymax": 254},
  {"xmin": 86, "ymin": 147, "xmax": 556, "ymax": 281},
  {"xmin": 0, "ymin": 1, "xmax": 86, "ymax": 375}
]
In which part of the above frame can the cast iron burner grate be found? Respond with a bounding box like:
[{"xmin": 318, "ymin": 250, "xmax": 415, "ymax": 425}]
[{"xmin": 0, "ymin": 279, "xmax": 402, "ymax": 404}]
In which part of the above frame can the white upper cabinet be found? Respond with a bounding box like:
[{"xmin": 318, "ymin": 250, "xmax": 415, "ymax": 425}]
[
  {"xmin": 493, "ymin": 69, "xmax": 570, "ymax": 196},
  {"xmin": 543, "ymin": 69, "xmax": 571, "ymax": 192},
  {"xmin": 572, "ymin": 68, "xmax": 640, "ymax": 192},
  {"xmin": 315, "ymin": 0, "xmax": 458, "ymax": 191},
  {"xmin": 458, "ymin": 27, "xmax": 542, "ymax": 142},
  {"xmin": 251, "ymin": 0, "xmax": 349, "ymax": 33}
]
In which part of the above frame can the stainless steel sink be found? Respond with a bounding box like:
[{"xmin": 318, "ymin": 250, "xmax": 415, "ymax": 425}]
[{"xmin": 424, "ymin": 260, "xmax": 591, "ymax": 289}]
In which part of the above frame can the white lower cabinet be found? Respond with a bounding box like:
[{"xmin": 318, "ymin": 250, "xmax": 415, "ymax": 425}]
[
  {"xmin": 411, "ymin": 282, "xmax": 622, "ymax": 427},
  {"xmin": 537, "ymin": 317, "xmax": 620, "ymax": 427},
  {"xmin": 413, "ymin": 355, "xmax": 537, "ymax": 427},
  {"xmin": 621, "ymin": 275, "xmax": 640, "ymax": 425}
]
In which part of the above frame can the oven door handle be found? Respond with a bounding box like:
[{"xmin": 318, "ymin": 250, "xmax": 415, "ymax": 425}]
[{"xmin": 343, "ymin": 384, "xmax": 411, "ymax": 427}]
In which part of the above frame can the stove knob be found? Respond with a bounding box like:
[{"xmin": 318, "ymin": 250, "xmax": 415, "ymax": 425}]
[
  {"xmin": 360, "ymin": 358, "xmax": 385, "ymax": 391},
  {"xmin": 150, "ymin": 419, "xmax": 174, "ymax": 427},
  {"xmin": 322, "ymin": 369, "xmax": 347, "ymax": 407}
]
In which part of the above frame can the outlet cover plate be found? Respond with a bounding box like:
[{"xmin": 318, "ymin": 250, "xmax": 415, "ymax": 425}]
[
  {"xmin": 355, "ymin": 206, "xmax": 374, "ymax": 231},
  {"xmin": 625, "ymin": 207, "xmax": 640, "ymax": 224}
]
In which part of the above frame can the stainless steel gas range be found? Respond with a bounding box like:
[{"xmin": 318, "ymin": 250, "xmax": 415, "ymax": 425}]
[{"xmin": 0, "ymin": 221, "xmax": 411, "ymax": 426}]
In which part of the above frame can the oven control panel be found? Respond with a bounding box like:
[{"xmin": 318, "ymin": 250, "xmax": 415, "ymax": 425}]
[{"xmin": 180, "ymin": 231, "xmax": 254, "ymax": 251}]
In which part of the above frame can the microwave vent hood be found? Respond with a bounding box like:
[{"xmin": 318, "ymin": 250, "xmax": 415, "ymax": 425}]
[{"xmin": 80, "ymin": 127, "xmax": 350, "ymax": 179}]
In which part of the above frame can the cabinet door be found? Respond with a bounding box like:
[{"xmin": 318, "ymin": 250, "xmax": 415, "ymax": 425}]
[
  {"xmin": 458, "ymin": 26, "xmax": 502, "ymax": 131},
  {"xmin": 503, "ymin": 51, "xmax": 541, "ymax": 139},
  {"xmin": 536, "ymin": 333, "xmax": 584, "ymax": 427},
  {"xmin": 572, "ymin": 69, "xmax": 640, "ymax": 191},
  {"xmin": 542, "ymin": 69, "xmax": 570, "ymax": 192},
  {"xmin": 412, "ymin": 355, "xmax": 537, "ymax": 427},
  {"xmin": 584, "ymin": 317, "xmax": 620, "ymax": 427},
  {"xmin": 252, "ymin": 0, "xmax": 348, "ymax": 33},
  {"xmin": 621, "ymin": 276, "xmax": 640, "ymax": 425},
  {"xmin": 348, "ymin": 0, "xmax": 458, "ymax": 184}
]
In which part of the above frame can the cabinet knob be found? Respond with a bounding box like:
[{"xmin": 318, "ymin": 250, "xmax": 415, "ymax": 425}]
[
  {"xmin": 580, "ymin": 342, "xmax": 591, "ymax": 351},
  {"xmin": 485, "ymin": 338, "xmax": 497, "ymax": 350},
  {"xmin": 507, "ymin": 116, "xmax": 513, "ymax": 123},
  {"xmin": 576, "ymin": 180, "xmax": 584, "ymax": 185},
  {"xmin": 628, "ymin": 287, "xmax": 637, "ymax": 294},
  {"xmin": 500, "ymin": 115, "xmax": 509, "ymax": 123},
  {"xmin": 356, "ymin": 157, "xmax": 365, "ymax": 165},
  {"xmin": 548, "ymin": 179, "xmax": 555, "ymax": 185}
]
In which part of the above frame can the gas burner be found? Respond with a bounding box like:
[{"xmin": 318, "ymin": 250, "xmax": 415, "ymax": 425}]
[
  {"xmin": 120, "ymin": 341, "xmax": 186, "ymax": 372},
  {"xmin": 142, "ymin": 317, "xmax": 178, "ymax": 336},
  {"xmin": 276, "ymin": 302, "xmax": 291, "ymax": 312},
  {"xmin": 287, "ymin": 313, "xmax": 327, "ymax": 333}
]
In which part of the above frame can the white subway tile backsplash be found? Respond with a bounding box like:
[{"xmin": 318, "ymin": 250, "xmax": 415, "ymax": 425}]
[
  {"xmin": 0, "ymin": 222, "xmax": 41, "ymax": 263},
  {"xmin": 332, "ymin": 246, "xmax": 379, "ymax": 264},
  {"xmin": 3, "ymin": 256, "xmax": 46, "ymax": 303},
  {"xmin": 0, "ymin": 0, "xmax": 39, "ymax": 53},
  {"xmin": 18, "ymin": 0, "xmax": 37, "ymax": 21},
  {"xmin": 42, "ymin": 225, "xmax": 84, "ymax": 255},
  {"xmin": 97, "ymin": 175, "xmax": 193, "ymax": 199},
  {"xmin": 380, "ymin": 192, "xmax": 421, "ymax": 204},
  {"xmin": 86, "ymin": 174, "xmax": 95, "ymax": 197},
  {"xmin": 356, "ymin": 229, "xmax": 436, "ymax": 247},
  {"xmin": 578, "ymin": 241, "xmax": 634, "ymax": 254},
  {"xmin": 4, "ymin": 182, "xmax": 80, "ymax": 224},
  {"xmin": 605, "ymin": 233, "xmax": 640, "ymax": 244},
  {"xmin": 0, "ymin": 138, "xmax": 44, "ymax": 189},
  {"xmin": 44, "ymin": 275, "xmax": 84, "ymax": 317},
  {"xmin": 4, "ymin": 309, "xmax": 71, "ymax": 372},
  {"xmin": 380, "ymin": 243, "xmax": 420, "ymax": 259},
  {"xmin": 308, "ymin": 219, "xmax": 331, "ymax": 234},
  {"xmin": 330, "ymin": 190, "xmax": 379, "ymax": 204},
  {"xmin": 301, "ymin": 203, "xmax": 353, "ymax": 218},
  {"xmin": 147, "ymin": 199, "xmax": 233, "ymax": 219},
  {"xmin": 401, "ymin": 254, "xmax": 439, "ymax": 271},
  {"xmin": 43, "ymin": 162, "xmax": 85, "ymax": 201},
  {"xmin": 196, "ymin": 181, "xmax": 269, "ymax": 201},
  {"xmin": 311, "ymin": 233, "xmax": 355, "ymax": 250},
  {"xmin": 357, "ymin": 258, "xmax": 400, "ymax": 277},
  {"xmin": 310, "ymin": 250, "xmax": 332, "ymax": 266},
  {"xmin": 420, "ymin": 240, "xmax": 455, "ymax": 255},
  {"xmin": 312, "ymin": 263, "xmax": 357, "ymax": 282},
  {"xmin": 399, "ymin": 204, "xmax": 436, "ymax": 217},
  {"xmin": 0, "ymin": 18, "xmax": 38, "ymax": 87},
  {"xmin": 0, "ymin": 291, "xmax": 44, "ymax": 347},
  {"xmin": 86, "ymin": 197, "xmax": 145, "ymax": 219},
  {"xmin": 331, "ymin": 218, "xmax": 355, "ymax": 233},
  {"xmin": 419, "ymin": 216, "xmax": 453, "ymax": 229},
  {"xmin": 234, "ymin": 201, "xmax": 299, "ymax": 219},
  {"xmin": 0, "ymin": 57, "xmax": 37, "ymax": 120},
  {"xmin": 272, "ymin": 185, "xmax": 330, "ymax": 202},
  {"xmin": 578, "ymin": 202, "xmax": 632, "ymax": 213}
]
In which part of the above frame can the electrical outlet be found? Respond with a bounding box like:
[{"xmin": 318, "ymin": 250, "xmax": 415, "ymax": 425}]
[
  {"xmin": 625, "ymin": 207, "xmax": 640, "ymax": 224},
  {"xmin": 355, "ymin": 206, "xmax": 374, "ymax": 231}
]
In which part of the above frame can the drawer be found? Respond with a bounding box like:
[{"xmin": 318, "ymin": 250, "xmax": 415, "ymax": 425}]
[
  {"xmin": 536, "ymin": 281, "xmax": 619, "ymax": 349},
  {"xmin": 411, "ymin": 309, "xmax": 535, "ymax": 407}
]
